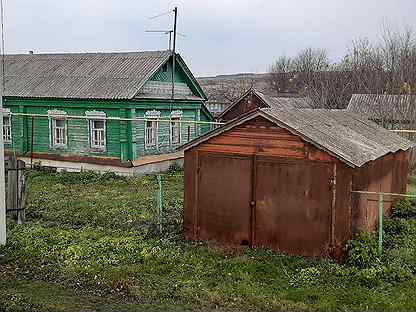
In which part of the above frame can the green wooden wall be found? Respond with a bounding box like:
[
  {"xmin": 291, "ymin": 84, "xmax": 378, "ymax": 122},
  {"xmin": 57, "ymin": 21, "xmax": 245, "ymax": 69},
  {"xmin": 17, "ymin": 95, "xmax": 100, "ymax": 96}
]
[{"xmin": 3, "ymin": 97, "xmax": 209, "ymax": 163}]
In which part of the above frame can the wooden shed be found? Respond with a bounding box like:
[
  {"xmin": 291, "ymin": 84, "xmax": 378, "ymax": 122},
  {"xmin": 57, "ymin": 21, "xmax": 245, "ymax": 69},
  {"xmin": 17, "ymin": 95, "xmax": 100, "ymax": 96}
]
[
  {"xmin": 217, "ymin": 88, "xmax": 312, "ymax": 122},
  {"xmin": 181, "ymin": 108, "xmax": 414, "ymax": 260}
]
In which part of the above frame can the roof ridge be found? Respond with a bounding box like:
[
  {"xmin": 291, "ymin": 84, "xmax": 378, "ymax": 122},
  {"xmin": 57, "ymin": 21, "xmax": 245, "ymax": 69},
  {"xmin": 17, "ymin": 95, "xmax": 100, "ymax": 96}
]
[{"xmin": 5, "ymin": 50, "xmax": 170, "ymax": 57}]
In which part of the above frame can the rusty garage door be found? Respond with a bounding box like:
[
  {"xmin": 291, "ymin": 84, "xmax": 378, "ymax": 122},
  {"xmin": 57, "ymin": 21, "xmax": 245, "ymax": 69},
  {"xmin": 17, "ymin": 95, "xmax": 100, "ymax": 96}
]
[
  {"xmin": 254, "ymin": 159, "xmax": 333, "ymax": 257},
  {"xmin": 197, "ymin": 153, "xmax": 252, "ymax": 245}
]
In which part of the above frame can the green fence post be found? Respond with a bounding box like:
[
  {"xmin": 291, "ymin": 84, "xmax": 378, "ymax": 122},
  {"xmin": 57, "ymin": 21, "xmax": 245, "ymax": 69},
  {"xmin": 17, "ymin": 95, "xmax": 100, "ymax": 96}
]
[
  {"xmin": 378, "ymin": 194, "xmax": 384, "ymax": 254},
  {"xmin": 157, "ymin": 175, "xmax": 163, "ymax": 233}
]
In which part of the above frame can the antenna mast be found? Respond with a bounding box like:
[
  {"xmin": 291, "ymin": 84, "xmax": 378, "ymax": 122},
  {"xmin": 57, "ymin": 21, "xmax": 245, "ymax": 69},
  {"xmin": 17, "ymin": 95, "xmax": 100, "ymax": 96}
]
[
  {"xmin": 171, "ymin": 7, "xmax": 178, "ymax": 108},
  {"xmin": 147, "ymin": 7, "xmax": 181, "ymax": 111}
]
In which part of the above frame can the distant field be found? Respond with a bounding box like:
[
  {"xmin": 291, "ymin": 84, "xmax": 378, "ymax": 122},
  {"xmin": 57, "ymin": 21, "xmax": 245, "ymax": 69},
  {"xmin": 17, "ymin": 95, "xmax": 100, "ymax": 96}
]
[{"xmin": 1, "ymin": 170, "xmax": 416, "ymax": 312}]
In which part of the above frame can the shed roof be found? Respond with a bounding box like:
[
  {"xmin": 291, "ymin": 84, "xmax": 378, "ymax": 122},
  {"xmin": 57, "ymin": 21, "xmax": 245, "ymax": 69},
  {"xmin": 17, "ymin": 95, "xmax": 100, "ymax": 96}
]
[
  {"xmin": 180, "ymin": 108, "xmax": 414, "ymax": 168},
  {"xmin": 347, "ymin": 94, "xmax": 416, "ymax": 122},
  {"xmin": 1, "ymin": 51, "xmax": 204, "ymax": 100},
  {"xmin": 256, "ymin": 89, "xmax": 313, "ymax": 109},
  {"xmin": 217, "ymin": 88, "xmax": 312, "ymax": 119}
]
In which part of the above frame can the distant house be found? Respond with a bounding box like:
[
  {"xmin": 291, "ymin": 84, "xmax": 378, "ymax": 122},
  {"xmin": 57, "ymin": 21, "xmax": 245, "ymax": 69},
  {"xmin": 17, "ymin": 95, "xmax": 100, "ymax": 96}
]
[
  {"xmin": 1, "ymin": 51, "xmax": 212, "ymax": 166},
  {"xmin": 217, "ymin": 88, "xmax": 312, "ymax": 122},
  {"xmin": 347, "ymin": 94, "xmax": 416, "ymax": 129}
]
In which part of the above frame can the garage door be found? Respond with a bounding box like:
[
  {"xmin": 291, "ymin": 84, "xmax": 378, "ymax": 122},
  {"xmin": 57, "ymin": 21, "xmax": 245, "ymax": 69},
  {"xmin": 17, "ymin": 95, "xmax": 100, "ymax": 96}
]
[
  {"xmin": 254, "ymin": 159, "xmax": 333, "ymax": 257},
  {"xmin": 198, "ymin": 154, "xmax": 252, "ymax": 245}
]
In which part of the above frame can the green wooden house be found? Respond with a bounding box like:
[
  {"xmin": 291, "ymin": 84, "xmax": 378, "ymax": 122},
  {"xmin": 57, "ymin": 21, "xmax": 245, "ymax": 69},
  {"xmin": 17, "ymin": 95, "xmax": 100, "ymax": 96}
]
[{"xmin": 1, "ymin": 51, "xmax": 212, "ymax": 166}]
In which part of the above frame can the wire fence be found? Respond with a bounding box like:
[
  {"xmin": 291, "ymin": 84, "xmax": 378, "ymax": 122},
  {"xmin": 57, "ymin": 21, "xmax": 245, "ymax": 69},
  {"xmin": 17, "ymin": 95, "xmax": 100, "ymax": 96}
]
[{"xmin": 1, "ymin": 112, "xmax": 224, "ymax": 161}]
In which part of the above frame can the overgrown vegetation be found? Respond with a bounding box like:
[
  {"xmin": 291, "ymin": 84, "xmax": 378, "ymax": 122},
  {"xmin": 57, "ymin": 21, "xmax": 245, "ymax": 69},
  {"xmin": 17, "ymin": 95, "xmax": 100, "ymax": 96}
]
[{"xmin": 1, "ymin": 170, "xmax": 416, "ymax": 311}]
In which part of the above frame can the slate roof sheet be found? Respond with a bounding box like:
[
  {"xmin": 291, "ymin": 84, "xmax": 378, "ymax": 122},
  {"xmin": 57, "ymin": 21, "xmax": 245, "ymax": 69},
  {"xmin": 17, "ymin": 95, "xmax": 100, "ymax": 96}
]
[
  {"xmin": 347, "ymin": 94, "xmax": 416, "ymax": 122},
  {"xmin": 1, "ymin": 51, "xmax": 171, "ymax": 99}
]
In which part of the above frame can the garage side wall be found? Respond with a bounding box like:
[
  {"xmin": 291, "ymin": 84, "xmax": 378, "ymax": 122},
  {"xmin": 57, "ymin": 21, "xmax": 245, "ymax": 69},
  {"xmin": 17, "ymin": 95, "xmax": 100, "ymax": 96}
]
[
  {"xmin": 351, "ymin": 150, "xmax": 410, "ymax": 233},
  {"xmin": 183, "ymin": 149, "xmax": 198, "ymax": 240}
]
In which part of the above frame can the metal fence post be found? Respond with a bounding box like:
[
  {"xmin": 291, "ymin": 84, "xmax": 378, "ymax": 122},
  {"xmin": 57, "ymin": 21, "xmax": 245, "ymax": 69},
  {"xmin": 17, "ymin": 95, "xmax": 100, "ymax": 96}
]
[
  {"xmin": 157, "ymin": 175, "xmax": 163, "ymax": 233},
  {"xmin": 378, "ymin": 193, "xmax": 384, "ymax": 254}
]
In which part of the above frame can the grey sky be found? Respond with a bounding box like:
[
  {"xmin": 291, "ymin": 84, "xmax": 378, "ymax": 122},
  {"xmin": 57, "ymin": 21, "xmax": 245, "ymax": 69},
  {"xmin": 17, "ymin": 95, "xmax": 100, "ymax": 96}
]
[{"xmin": 5, "ymin": 0, "xmax": 416, "ymax": 76}]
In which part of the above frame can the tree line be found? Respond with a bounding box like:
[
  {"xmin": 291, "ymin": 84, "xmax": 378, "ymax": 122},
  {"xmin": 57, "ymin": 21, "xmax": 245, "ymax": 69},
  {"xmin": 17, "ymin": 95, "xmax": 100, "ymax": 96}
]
[{"xmin": 268, "ymin": 24, "xmax": 416, "ymax": 109}]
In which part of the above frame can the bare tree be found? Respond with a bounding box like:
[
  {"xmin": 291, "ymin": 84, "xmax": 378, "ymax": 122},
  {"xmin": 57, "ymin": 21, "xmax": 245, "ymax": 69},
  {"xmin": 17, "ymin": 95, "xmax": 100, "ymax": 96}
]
[
  {"xmin": 269, "ymin": 56, "xmax": 295, "ymax": 73},
  {"xmin": 268, "ymin": 24, "xmax": 416, "ymax": 109}
]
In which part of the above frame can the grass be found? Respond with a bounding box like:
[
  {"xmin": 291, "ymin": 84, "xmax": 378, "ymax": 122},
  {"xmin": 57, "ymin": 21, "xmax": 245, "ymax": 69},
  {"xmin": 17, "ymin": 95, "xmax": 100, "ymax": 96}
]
[{"xmin": 1, "ymin": 169, "xmax": 416, "ymax": 311}]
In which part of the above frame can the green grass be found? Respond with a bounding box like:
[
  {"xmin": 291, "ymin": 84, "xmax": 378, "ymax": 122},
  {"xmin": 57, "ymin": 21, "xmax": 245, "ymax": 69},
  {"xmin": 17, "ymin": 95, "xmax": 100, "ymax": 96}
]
[{"xmin": 1, "ymin": 170, "xmax": 416, "ymax": 311}]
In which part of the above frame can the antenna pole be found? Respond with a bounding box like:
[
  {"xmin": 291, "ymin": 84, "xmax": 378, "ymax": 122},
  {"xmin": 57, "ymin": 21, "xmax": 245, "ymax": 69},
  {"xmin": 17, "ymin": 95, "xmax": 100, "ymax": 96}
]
[
  {"xmin": 173, "ymin": 7, "xmax": 177, "ymax": 54},
  {"xmin": 171, "ymin": 6, "xmax": 178, "ymax": 109}
]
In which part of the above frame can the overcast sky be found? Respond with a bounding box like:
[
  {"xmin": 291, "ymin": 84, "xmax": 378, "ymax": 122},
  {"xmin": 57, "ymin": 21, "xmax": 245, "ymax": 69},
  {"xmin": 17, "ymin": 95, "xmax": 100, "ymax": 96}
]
[{"xmin": 5, "ymin": 0, "xmax": 416, "ymax": 76}]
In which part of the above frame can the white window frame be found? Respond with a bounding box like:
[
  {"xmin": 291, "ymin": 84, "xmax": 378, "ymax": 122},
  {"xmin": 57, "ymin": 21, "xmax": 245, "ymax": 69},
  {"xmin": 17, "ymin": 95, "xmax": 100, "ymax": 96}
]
[
  {"xmin": 2, "ymin": 108, "xmax": 11, "ymax": 144},
  {"xmin": 170, "ymin": 110, "xmax": 182, "ymax": 144},
  {"xmin": 48, "ymin": 110, "xmax": 68, "ymax": 148},
  {"xmin": 145, "ymin": 110, "xmax": 161, "ymax": 149},
  {"xmin": 86, "ymin": 111, "xmax": 106, "ymax": 151}
]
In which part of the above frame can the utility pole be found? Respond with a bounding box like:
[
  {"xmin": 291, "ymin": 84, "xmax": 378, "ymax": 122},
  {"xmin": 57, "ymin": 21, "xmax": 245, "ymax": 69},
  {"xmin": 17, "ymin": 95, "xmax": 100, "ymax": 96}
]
[{"xmin": 0, "ymin": 0, "xmax": 6, "ymax": 246}]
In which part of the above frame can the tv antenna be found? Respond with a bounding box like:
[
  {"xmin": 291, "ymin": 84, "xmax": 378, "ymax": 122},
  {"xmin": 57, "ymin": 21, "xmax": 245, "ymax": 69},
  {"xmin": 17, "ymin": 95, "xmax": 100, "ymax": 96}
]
[
  {"xmin": 147, "ymin": 7, "xmax": 181, "ymax": 106},
  {"xmin": 145, "ymin": 30, "xmax": 186, "ymax": 51}
]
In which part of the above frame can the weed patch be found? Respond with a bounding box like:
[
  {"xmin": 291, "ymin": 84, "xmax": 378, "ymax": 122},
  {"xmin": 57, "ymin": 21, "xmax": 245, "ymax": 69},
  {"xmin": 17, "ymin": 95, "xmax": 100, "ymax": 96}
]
[{"xmin": 2, "ymin": 170, "xmax": 416, "ymax": 311}]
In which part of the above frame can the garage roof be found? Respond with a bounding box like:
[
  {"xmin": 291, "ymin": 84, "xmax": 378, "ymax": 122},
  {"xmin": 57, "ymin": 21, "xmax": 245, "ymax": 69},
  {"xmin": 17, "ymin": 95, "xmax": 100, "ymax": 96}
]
[{"xmin": 180, "ymin": 108, "xmax": 414, "ymax": 168}]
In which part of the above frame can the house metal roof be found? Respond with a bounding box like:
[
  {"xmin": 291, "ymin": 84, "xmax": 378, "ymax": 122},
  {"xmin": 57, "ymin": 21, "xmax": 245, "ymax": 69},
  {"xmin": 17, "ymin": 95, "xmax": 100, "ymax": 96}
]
[
  {"xmin": 347, "ymin": 94, "xmax": 416, "ymax": 122},
  {"xmin": 180, "ymin": 108, "xmax": 414, "ymax": 168},
  {"xmin": 1, "ymin": 51, "xmax": 173, "ymax": 100}
]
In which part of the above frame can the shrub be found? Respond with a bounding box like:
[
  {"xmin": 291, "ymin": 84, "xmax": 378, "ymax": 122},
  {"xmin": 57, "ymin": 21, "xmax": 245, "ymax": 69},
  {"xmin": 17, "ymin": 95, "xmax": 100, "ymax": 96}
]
[
  {"xmin": 391, "ymin": 199, "xmax": 416, "ymax": 219},
  {"xmin": 290, "ymin": 267, "xmax": 322, "ymax": 287},
  {"xmin": 356, "ymin": 266, "xmax": 387, "ymax": 287},
  {"xmin": 346, "ymin": 232, "xmax": 380, "ymax": 269},
  {"xmin": 384, "ymin": 218, "xmax": 412, "ymax": 236}
]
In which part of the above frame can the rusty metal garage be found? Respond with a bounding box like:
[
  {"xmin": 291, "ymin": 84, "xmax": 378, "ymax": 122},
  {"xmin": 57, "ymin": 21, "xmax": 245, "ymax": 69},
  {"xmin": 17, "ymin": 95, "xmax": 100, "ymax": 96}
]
[{"xmin": 180, "ymin": 108, "xmax": 414, "ymax": 260}]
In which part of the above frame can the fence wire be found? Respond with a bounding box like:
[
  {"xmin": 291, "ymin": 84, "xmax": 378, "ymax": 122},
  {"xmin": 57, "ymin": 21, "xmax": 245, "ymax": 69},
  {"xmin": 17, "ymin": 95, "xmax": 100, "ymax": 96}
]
[{"xmin": 1, "ymin": 112, "xmax": 223, "ymax": 159}]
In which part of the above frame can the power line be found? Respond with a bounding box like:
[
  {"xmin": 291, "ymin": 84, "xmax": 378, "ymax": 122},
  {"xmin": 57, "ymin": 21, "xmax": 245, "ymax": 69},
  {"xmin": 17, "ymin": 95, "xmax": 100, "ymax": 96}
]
[{"xmin": 148, "ymin": 9, "xmax": 173, "ymax": 20}]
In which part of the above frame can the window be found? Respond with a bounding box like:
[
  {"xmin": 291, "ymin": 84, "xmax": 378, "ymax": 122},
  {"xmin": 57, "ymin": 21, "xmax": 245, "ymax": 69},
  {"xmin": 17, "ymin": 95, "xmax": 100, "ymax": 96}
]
[
  {"xmin": 145, "ymin": 110, "xmax": 161, "ymax": 148},
  {"xmin": 86, "ymin": 111, "xmax": 106, "ymax": 150},
  {"xmin": 2, "ymin": 109, "xmax": 11, "ymax": 143},
  {"xmin": 146, "ymin": 120, "xmax": 158, "ymax": 147},
  {"xmin": 170, "ymin": 110, "xmax": 182, "ymax": 144},
  {"xmin": 52, "ymin": 119, "xmax": 67, "ymax": 147},
  {"xmin": 171, "ymin": 118, "xmax": 181, "ymax": 144},
  {"xmin": 48, "ymin": 110, "xmax": 67, "ymax": 148},
  {"xmin": 162, "ymin": 63, "xmax": 168, "ymax": 72},
  {"xmin": 90, "ymin": 119, "xmax": 106, "ymax": 149}
]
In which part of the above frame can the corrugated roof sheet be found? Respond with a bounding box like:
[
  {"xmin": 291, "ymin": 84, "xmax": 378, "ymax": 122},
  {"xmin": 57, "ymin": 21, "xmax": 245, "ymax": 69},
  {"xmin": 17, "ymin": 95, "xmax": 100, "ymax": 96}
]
[
  {"xmin": 1, "ymin": 51, "xmax": 171, "ymax": 99},
  {"xmin": 347, "ymin": 94, "xmax": 416, "ymax": 121},
  {"xmin": 181, "ymin": 108, "xmax": 414, "ymax": 167},
  {"xmin": 255, "ymin": 90, "xmax": 313, "ymax": 109}
]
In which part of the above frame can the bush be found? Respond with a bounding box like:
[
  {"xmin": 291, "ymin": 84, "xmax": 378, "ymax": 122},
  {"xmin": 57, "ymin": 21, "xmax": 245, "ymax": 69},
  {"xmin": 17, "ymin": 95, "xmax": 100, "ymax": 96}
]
[
  {"xmin": 346, "ymin": 232, "xmax": 380, "ymax": 269},
  {"xmin": 384, "ymin": 218, "xmax": 412, "ymax": 236},
  {"xmin": 391, "ymin": 199, "xmax": 416, "ymax": 219}
]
